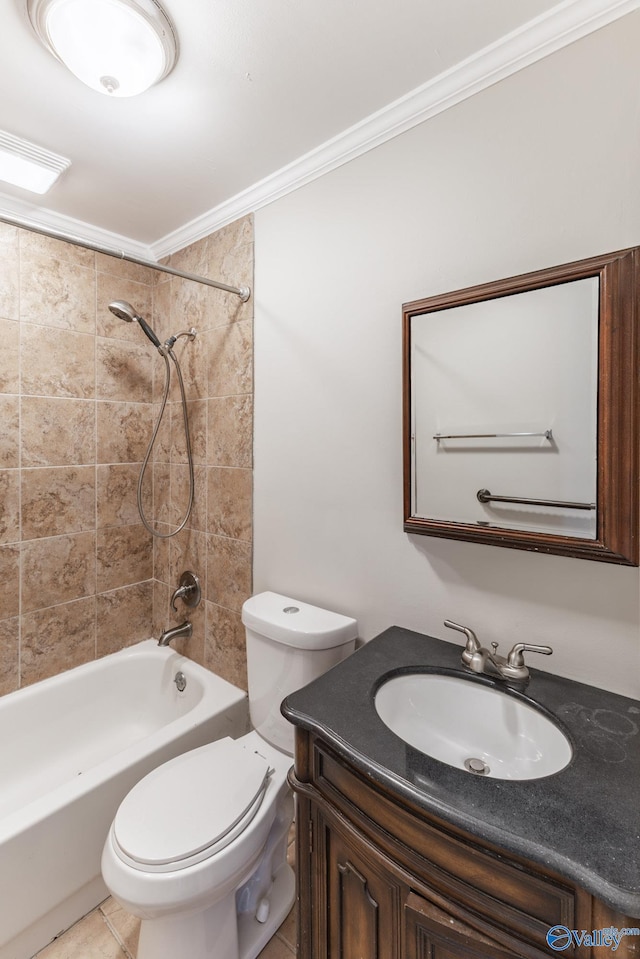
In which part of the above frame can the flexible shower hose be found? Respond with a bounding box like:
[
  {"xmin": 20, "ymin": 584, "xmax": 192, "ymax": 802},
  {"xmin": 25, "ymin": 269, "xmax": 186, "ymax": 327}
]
[{"xmin": 137, "ymin": 346, "xmax": 194, "ymax": 538}]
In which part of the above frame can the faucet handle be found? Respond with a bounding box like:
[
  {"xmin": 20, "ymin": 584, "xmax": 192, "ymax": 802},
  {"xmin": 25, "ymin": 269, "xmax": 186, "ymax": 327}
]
[
  {"xmin": 506, "ymin": 642, "xmax": 553, "ymax": 668},
  {"xmin": 501, "ymin": 642, "xmax": 553, "ymax": 681},
  {"xmin": 170, "ymin": 570, "xmax": 201, "ymax": 613},
  {"xmin": 444, "ymin": 620, "xmax": 481, "ymax": 667}
]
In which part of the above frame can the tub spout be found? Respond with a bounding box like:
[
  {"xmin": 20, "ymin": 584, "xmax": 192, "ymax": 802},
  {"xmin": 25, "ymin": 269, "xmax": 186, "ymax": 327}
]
[{"xmin": 158, "ymin": 621, "xmax": 192, "ymax": 647}]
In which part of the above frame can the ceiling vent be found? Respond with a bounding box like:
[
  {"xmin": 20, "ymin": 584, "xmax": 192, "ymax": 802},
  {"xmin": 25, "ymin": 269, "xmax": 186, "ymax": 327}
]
[{"xmin": 0, "ymin": 130, "xmax": 70, "ymax": 193}]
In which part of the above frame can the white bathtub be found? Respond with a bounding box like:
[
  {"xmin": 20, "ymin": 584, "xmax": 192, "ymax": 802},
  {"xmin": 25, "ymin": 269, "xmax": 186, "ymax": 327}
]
[{"xmin": 0, "ymin": 640, "xmax": 249, "ymax": 959}]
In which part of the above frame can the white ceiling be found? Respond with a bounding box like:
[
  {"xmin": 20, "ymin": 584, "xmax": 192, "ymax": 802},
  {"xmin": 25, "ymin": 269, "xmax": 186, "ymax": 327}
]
[{"xmin": 0, "ymin": 0, "xmax": 635, "ymax": 257}]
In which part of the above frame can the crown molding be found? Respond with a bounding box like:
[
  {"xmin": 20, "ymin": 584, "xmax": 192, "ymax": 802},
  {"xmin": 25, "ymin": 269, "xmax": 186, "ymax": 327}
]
[
  {"xmin": 152, "ymin": 0, "xmax": 639, "ymax": 259},
  {"xmin": 0, "ymin": 191, "xmax": 156, "ymax": 260},
  {"xmin": 1, "ymin": 0, "xmax": 636, "ymax": 262}
]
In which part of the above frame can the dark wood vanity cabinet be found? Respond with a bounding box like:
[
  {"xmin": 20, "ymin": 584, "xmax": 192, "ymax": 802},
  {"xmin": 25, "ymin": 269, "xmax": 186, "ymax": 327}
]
[
  {"xmin": 290, "ymin": 731, "xmax": 639, "ymax": 959},
  {"xmin": 311, "ymin": 805, "xmax": 520, "ymax": 959},
  {"xmin": 403, "ymin": 890, "xmax": 522, "ymax": 959}
]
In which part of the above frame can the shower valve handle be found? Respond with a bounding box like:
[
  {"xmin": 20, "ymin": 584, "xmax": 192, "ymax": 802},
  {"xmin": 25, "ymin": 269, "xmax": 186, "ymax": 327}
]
[{"xmin": 170, "ymin": 571, "xmax": 201, "ymax": 612}]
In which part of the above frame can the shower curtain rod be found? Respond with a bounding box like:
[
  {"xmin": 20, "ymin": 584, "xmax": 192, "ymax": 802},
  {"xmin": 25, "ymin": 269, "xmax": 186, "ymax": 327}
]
[{"xmin": 0, "ymin": 211, "xmax": 251, "ymax": 301}]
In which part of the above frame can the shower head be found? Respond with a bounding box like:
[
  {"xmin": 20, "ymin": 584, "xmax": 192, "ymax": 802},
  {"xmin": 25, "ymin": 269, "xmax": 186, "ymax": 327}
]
[
  {"xmin": 108, "ymin": 300, "xmax": 161, "ymax": 349},
  {"xmin": 108, "ymin": 300, "xmax": 138, "ymax": 323}
]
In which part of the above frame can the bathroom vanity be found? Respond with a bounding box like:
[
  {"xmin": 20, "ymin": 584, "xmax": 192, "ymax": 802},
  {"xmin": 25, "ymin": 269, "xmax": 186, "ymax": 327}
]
[{"xmin": 282, "ymin": 627, "xmax": 640, "ymax": 959}]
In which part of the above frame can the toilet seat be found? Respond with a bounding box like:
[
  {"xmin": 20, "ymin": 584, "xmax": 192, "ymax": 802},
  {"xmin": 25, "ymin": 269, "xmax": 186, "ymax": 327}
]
[{"xmin": 112, "ymin": 738, "xmax": 271, "ymax": 873}]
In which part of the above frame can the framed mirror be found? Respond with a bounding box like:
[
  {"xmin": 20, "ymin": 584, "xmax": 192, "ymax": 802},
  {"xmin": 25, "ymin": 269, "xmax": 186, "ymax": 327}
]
[{"xmin": 402, "ymin": 247, "xmax": 638, "ymax": 564}]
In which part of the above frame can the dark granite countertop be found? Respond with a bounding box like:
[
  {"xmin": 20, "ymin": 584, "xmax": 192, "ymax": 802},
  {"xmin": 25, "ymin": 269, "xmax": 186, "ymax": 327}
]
[{"xmin": 282, "ymin": 626, "xmax": 640, "ymax": 917}]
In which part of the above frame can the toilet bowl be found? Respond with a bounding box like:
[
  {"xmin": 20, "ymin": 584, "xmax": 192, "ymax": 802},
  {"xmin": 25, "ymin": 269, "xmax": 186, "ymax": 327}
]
[{"xmin": 101, "ymin": 592, "xmax": 357, "ymax": 959}]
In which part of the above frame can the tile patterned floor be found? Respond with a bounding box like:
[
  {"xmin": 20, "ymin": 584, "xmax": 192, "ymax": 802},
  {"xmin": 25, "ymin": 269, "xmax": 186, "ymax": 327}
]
[{"xmin": 34, "ymin": 831, "xmax": 297, "ymax": 959}]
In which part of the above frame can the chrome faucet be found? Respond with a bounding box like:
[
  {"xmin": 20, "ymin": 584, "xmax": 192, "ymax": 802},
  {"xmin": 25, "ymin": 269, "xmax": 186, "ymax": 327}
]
[
  {"xmin": 444, "ymin": 620, "xmax": 552, "ymax": 682},
  {"xmin": 158, "ymin": 571, "xmax": 202, "ymax": 646},
  {"xmin": 158, "ymin": 620, "xmax": 193, "ymax": 647}
]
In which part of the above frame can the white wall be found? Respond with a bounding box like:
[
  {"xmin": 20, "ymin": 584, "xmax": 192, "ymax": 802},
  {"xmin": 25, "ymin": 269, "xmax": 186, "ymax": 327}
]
[{"xmin": 253, "ymin": 13, "xmax": 640, "ymax": 698}]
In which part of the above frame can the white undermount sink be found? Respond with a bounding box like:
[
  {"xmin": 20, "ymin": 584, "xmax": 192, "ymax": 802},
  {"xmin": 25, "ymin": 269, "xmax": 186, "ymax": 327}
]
[{"xmin": 374, "ymin": 672, "xmax": 572, "ymax": 781}]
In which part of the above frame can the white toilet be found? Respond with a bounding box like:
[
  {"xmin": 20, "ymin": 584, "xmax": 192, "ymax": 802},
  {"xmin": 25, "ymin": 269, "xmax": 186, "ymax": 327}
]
[{"xmin": 101, "ymin": 591, "xmax": 357, "ymax": 959}]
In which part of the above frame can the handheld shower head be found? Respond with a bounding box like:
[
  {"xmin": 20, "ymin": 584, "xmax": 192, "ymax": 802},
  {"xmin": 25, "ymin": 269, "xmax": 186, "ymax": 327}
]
[
  {"xmin": 107, "ymin": 300, "xmax": 197, "ymax": 539},
  {"xmin": 108, "ymin": 300, "xmax": 137, "ymax": 323},
  {"xmin": 108, "ymin": 300, "xmax": 161, "ymax": 349}
]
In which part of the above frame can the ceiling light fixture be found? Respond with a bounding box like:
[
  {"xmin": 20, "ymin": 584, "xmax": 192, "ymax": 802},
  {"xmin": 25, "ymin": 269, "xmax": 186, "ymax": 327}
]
[
  {"xmin": 27, "ymin": 0, "xmax": 178, "ymax": 98},
  {"xmin": 0, "ymin": 130, "xmax": 70, "ymax": 194}
]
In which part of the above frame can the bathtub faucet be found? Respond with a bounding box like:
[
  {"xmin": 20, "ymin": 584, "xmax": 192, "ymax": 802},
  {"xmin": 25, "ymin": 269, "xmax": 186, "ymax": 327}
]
[{"xmin": 158, "ymin": 621, "xmax": 193, "ymax": 647}]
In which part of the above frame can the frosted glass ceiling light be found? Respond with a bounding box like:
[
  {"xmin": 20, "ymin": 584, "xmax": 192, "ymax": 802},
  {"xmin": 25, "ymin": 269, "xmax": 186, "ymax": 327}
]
[
  {"xmin": 27, "ymin": 0, "xmax": 178, "ymax": 97},
  {"xmin": 0, "ymin": 130, "xmax": 70, "ymax": 193}
]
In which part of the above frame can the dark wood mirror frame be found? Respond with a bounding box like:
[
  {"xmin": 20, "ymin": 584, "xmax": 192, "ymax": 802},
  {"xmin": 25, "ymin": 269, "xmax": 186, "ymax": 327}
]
[{"xmin": 402, "ymin": 247, "xmax": 639, "ymax": 565}]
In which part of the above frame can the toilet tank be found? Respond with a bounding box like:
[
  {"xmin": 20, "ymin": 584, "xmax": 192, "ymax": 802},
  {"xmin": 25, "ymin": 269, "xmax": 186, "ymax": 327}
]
[{"xmin": 242, "ymin": 591, "xmax": 358, "ymax": 755}]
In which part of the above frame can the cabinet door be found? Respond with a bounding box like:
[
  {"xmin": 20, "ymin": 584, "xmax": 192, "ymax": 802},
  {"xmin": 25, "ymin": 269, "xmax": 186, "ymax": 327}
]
[
  {"xmin": 317, "ymin": 808, "xmax": 402, "ymax": 959},
  {"xmin": 404, "ymin": 891, "xmax": 524, "ymax": 959}
]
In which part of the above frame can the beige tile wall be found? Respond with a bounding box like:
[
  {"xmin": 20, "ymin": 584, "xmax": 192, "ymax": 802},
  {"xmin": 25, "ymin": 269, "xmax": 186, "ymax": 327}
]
[
  {"xmin": 151, "ymin": 217, "xmax": 254, "ymax": 688},
  {"xmin": 0, "ymin": 215, "xmax": 253, "ymax": 696}
]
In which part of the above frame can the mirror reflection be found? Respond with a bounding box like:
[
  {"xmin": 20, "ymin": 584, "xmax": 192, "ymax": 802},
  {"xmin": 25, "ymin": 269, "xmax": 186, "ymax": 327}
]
[
  {"xmin": 402, "ymin": 248, "xmax": 639, "ymax": 565},
  {"xmin": 410, "ymin": 277, "xmax": 599, "ymax": 538}
]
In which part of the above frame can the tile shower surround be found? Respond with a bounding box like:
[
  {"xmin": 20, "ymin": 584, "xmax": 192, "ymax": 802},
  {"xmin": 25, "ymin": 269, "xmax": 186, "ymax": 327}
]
[{"xmin": 0, "ymin": 216, "xmax": 254, "ymax": 695}]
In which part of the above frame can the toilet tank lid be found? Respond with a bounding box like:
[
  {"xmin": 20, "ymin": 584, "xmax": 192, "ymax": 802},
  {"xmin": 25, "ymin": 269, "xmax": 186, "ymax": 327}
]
[{"xmin": 242, "ymin": 591, "xmax": 358, "ymax": 649}]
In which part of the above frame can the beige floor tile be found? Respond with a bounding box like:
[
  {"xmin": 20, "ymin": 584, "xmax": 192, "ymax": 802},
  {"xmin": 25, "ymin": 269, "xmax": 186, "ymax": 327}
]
[
  {"xmin": 100, "ymin": 898, "xmax": 141, "ymax": 958},
  {"xmin": 37, "ymin": 891, "xmax": 296, "ymax": 959},
  {"xmin": 257, "ymin": 931, "xmax": 297, "ymax": 958},
  {"xmin": 35, "ymin": 908, "xmax": 128, "ymax": 959},
  {"xmin": 276, "ymin": 904, "xmax": 297, "ymax": 951}
]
